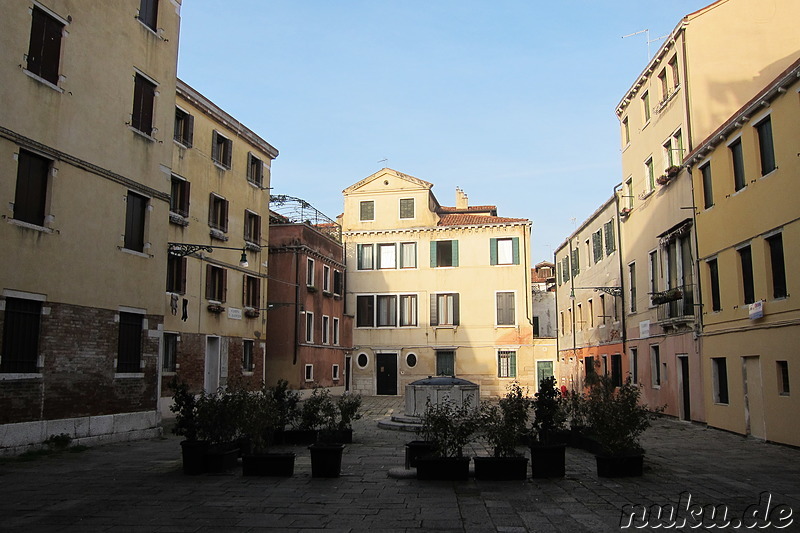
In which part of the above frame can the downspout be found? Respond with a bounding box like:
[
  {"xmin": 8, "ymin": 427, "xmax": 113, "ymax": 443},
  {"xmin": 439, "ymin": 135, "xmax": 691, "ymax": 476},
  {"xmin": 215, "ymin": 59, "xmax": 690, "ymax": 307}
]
[
  {"xmin": 613, "ymin": 184, "xmax": 627, "ymax": 371},
  {"xmin": 569, "ymin": 239, "xmax": 576, "ymax": 360},
  {"xmin": 524, "ymin": 224, "xmax": 533, "ymax": 327},
  {"xmin": 293, "ymin": 247, "xmax": 300, "ymax": 366}
]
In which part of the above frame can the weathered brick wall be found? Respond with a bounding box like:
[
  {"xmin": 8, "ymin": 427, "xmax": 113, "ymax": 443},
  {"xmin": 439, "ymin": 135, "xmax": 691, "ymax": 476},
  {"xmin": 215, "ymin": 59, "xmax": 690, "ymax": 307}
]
[{"xmin": 0, "ymin": 301, "xmax": 161, "ymax": 424}]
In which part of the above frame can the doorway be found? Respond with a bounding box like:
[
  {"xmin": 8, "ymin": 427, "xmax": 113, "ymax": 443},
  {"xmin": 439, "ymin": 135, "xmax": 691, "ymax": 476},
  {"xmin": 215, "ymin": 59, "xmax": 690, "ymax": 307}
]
[
  {"xmin": 344, "ymin": 355, "xmax": 352, "ymax": 392},
  {"xmin": 376, "ymin": 353, "xmax": 397, "ymax": 395},
  {"xmin": 742, "ymin": 356, "xmax": 765, "ymax": 439},
  {"xmin": 536, "ymin": 360, "xmax": 554, "ymax": 391},
  {"xmin": 678, "ymin": 355, "xmax": 691, "ymax": 420},
  {"xmin": 204, "ymin": 336, "xmax": 221, "ymax": 392}
]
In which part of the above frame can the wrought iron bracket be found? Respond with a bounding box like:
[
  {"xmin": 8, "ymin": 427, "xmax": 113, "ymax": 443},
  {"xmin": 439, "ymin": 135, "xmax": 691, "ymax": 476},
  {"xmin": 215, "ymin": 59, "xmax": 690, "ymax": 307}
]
[{"xmin": 572, "ymin": 286, "xmax": 623, "ymax": 297}]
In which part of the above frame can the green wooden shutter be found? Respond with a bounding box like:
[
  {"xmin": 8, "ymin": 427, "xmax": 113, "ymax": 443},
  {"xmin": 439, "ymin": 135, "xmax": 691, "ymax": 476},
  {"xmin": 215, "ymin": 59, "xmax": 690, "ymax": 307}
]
[
  {"xmin": 430, "ymin": 294, "xmax": 438, "ymax": 326},
  {"xmin": 512, "ymin": 237, "xmax": 520, "ymax": 265},
  {"xmin": 490, "ymin": 238, "xmax": 498, "ymax": 265},
  {"xmin": 510, "ymin": 351, "xmax": 517, "ymax": 378},
  {"xmin": 452, "ymin": 293, "xmax": 460, "ymax": 325},
  {"xmin": 430, "ymin": 241, "xmax": 438, "ymax": 268},
  {"xmin": 452, "ymin": 240, "xmax": 459, "ymax": 267}
]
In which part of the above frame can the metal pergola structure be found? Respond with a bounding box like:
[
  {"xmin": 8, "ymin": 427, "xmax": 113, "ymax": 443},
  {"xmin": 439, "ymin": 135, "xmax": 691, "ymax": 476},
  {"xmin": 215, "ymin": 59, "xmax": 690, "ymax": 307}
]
[{"xmin": 269, "ymin": 194, "xmax": 341, "ymax": 242}]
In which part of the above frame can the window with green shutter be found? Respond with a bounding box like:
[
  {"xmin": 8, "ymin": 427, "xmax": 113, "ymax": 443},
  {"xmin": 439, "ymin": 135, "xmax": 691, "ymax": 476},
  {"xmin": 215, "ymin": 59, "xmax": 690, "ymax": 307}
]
[
  {"xmin": 490, "ymin": 237, "xmax": 520, "ymax": 265},
  {"xmin": 570, "ymin": 248, "xmax": 580, "ymax": 277},
  {"xmin": 498, "ymin": 350, "xmax": 517, "ymax": 378},
  {"xmin": 604, "ymin": 221, "xmax": 616, "ymax": 255},
  {"xmin": 592, "ymin": 230, "xmax": 603, "ymax": 263},
  {"xmin": 431, "ymin": 240, "xmax": 458, "ymax": 267},
  {"xmin": 496, "ymin": 292, "xmax": 515, "ymax": 326}
]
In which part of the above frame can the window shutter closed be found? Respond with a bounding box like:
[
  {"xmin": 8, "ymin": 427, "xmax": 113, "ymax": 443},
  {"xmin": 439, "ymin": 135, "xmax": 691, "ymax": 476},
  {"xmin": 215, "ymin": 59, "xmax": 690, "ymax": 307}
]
[
  {"xmin": 211, "ymin": 131, "xmax": 219, "ymax": 162},
  {"xmin": 490, "ymin": 238, "xmax": 498, "ymax": 265},
  {"xmin": 511, "ymin": 237, "xmax": 520, "ymax": 265},
  {"xmin": 430, "ymin": 294, "xmax": 438, "ymax": 326},
  {"xmin": 451, "ymin": 240, "xmax": 459, "ymax": 267},
  {"xmin": 180, "ymin": 180, "xmax": 190, "ymax": 217},
  {"xmin": 208, "ymin": 193, "xmax": 215, "ymax": 226},
  {"xmin": 510, "ymin": 352, "xmax": 517, "ymax": 378},
  {"xmin": 242, "ymin": 274, "xmax": 247, "ymax": 306},
  {"xmin": 221, "ymin": 199, "xmax": 229, "ymax": 232},
  {"xmin": 452, "ymin": 293, "xmax": 460, "ymax": 325},
  {"xmin": 221, "ymin": 268, "xmax": 227, "ymax": 303},
  {"xmin": 185, "ymin": 114, "xmax": 194, "ymax": 147},
  {"xmin": 205, "ymin": 264, "xmax": 213, "ymax": 299},
  {"xmin": 180, "ymin": 256, "xmax": 187, "ymax": 294},
  {"xmin": 430, "ymin": 241, "xmax": 438, "ymax": 268}
]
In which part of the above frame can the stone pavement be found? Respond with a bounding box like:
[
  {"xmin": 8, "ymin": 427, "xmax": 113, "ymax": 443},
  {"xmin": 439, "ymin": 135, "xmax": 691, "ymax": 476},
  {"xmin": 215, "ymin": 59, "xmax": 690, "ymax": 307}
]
[{"xmin": 1, "ymin": 396, "xmax": 798, "ymax": 532}]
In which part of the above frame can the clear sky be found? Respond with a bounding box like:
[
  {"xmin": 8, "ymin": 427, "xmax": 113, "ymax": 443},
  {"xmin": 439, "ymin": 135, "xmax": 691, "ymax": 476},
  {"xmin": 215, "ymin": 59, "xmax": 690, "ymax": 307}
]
[{"xmin": 177, "ymin": 0, "xmax": 712, "ymax": 263}]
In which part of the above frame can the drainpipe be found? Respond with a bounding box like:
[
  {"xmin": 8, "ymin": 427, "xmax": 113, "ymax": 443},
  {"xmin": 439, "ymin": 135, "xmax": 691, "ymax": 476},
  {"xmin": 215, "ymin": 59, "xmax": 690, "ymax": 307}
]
[
  {"xmin": 293, "ymin": 247, "xmax": 300, "ymax": 366},
  {"xmin": 613, "ymin": 183, "xmax": 628, "ymax": 373},
  {"xmin": 569, "ymin": 239, "xmax": 576, "ymax": 361}
]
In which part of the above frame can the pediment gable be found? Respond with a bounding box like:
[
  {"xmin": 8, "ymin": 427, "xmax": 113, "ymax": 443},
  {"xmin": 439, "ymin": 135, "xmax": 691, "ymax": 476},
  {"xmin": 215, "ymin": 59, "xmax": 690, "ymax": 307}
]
[{"xmin": 342, "ymin": 168, "xmax": 433, "ymax": 195}]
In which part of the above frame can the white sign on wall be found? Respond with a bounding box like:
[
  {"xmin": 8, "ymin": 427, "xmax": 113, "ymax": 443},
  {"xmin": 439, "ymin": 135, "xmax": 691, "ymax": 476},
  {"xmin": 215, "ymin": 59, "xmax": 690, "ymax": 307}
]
[
  {"xmin": 228, "ymin": 307, "xmax": 242, "ymax": 320},
  {"xmin": 749, "ymin": 301, "xmax": 764, "ymax": 320},
  {"xmin": 639, "ymin": 320, "xmax": 651, "ymax": 338}
]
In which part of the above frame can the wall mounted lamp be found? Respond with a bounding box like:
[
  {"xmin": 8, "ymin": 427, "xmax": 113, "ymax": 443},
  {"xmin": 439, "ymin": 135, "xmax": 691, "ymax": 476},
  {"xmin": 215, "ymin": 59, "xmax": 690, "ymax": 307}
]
[{"xmin": 167, "ymin": 242, "xmax": 249, "ymax": 268}]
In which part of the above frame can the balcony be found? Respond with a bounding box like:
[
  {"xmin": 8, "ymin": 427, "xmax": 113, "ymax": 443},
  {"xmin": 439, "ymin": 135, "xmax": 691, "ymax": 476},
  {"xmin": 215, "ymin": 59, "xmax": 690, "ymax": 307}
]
[{"xmin": 654, "ymin": 284, "xmax": 696, "ymax": 327}]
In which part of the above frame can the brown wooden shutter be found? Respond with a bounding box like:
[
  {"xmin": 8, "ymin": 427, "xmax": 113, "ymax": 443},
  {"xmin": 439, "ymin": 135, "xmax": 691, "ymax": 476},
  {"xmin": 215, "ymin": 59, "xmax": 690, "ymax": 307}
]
[
  {"xmin": 430, "ymin": 294, "xmax": 438, "ymax": 326},
  {"xmin": 221, "ymin": 268, "xmax": 227, "ymax": 303},
  {"xmin": 185, "ymin": 114, "xmax": 194, "ymax": 147},
  {"xmin": 224, "ymin": 139, "xmax": 232, "ymax": 168},
  {"xmin": 180, "ymin": 179, "xmax": 190, "ymax": 217},
  {"xmin": 179, "ymin": 256, "xmax": 187, "ymax": 294},
  {"xmin": 211, "ymin": 131, "xmax": 219, "ymax": 162},
  {"xmin": 208, "ymin": 193, "xmax": 215, "ymax": 226},
  {"xmin": 221, "ymin": 199, "xmax": 229, "ymax": 232},
  {"xmin": 205, "ymin": 264, "xmax": 213, "ymax": 299},
  {"xmin": 452, "ymin": 294, "xmax": 460, "ymax": 326}
]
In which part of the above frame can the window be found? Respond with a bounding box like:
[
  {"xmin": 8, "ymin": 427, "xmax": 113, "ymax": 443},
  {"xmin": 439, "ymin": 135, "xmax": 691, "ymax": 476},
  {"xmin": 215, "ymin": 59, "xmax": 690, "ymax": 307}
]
[
  {"xmin": 305, "ymin": 312, "xmax": 314, "ymax": 343},
  {"xmin": 585, "ymin": 240, "xmax": 591, "ymax": 268},
  {"xmin": 588, "ymin": 299, "xmax": 594, "ymax": 328},
  {"xmin": 497, "ymin": 351, "xmax": 517, "ymax": 378},
  {"xmin": 622, "ymin": 116, "xmax": 630, "ymax": 145},
  {"xmin": 244, "ymin": 210, "xmax": 261, "ymax": 244},
  {"xmin": 376, "ymin": 295, "xmax": 397, "ymax": 327},
  {"xmin": 208, "ymin": 194, "xmax": 228, "ymax": 232},
  {"xmin": 357, "ymin": 353, "xmax": 368, "ymax": 368},
  {"xmin": 333, "ymin": 270, "xmax": 343, "ymax": 296},
  {"xmin": 431, "ymin": 240, "xmax": 458, "ymax": 267},
  {"xmin": 490, "ymin": 238, "xmax": 519, "ymax": 265},
  {"xmin": 766, "ymin": 233, "xmax": 787, "ymax": 299},
  {"xmin": 399, "ymin": 198, "xmax": 415, "ymax": 219},
  {"xmin": 649, "ymin": 250, "xmax": 659, "ymax": 301},
  {"xmin": 642, "ymin": 90, "xmax": 651, "ymax": 122},
  {"xmin": 436, "ymin": 350, "xmax": 455, "ymax": 376},
  {"xmin": 712, "ymin": 357, "xmax": 729, "ymax": 404},
  {"xmin": 584, "ymin": 356, "xmax": 595, "ymax": 378},
  {"xmin": 357, "ymin": 244, "xmax": 374, "ymax": 270},
  {"xmin": 577, "ymin": 303, "xmax": 583, "ymax": 330},
  {"xmin": 243, "ymin": 340, "xmax": 254, "ymax": 371},
  {"xmin": 27, "ymin": 6, "xmax": 64, "ymax": 85},
  {"xmin": 629, "ymin": 262, "xmax": 637, "ymax": 313},
  {"xmin": 356, "ymin": 295, "xmax": 374, "ymax": 327},
  {"xmin": 592, "ymin": 230, "xmax": 603, "ymax": 263},
  {"xmin": 305, "ymin": 364, "xmax": 314, "ymax": 382},
  {"xmin": 170, "ymin": 176, "xmax": 190, "ymax": 217},
  {"xmin": 124, "ymin": 191, "xmax": 147, "ymax": 252},
  {"xmin": 400, "ymin": 242, "xmax": 417, "ymax": 268},
  {"xmin": 163, "ymin": 332, "xmax": 177, "ymax": 372},
  {"xmin": 707, "ymin": 259, "xmax": 721, "ymax": 312},
  {"xmin": 755, "ymin": 116, "xmax": 776, "ymax": 176},
  {"xmin": 211, "ymin": 131, "xmax": 232, "ymax": 169},
  {"xmin": 645, "ymin": 157, "xmax": 655, "ymax": 191},
  {"xmin": 332, "ymin": 364, "xmax": 340, "ymax": 381},
  {"xmin": 630, "ymin": 347, "xmax": 638, "ymax": 385},
  {"xmin": 650, "ymin": 345, "xmax": 661, "ymax": 387},
  {"xmin": 323, "ymin": 265, "xmax": 331, "ymax": 293},
  {"xmin": 533, "ymin": 316, "xmax": 540, "ymax": 337},
  {"xmin": 173, "ymin": 107, "xmax": 193, "ymax": 147},
  {"xmin": 137, "ymin": 0, "xmax": 158, "ymax": 31},
  {"xmin": 13, "ymin": 149, "xmax": 50, "ymax": 226},
  {"xmin": 777, "ymin": 361, "xmax": 790, "ymax": 396},
  {"xmin": 205, "ymin": 265, "xmax": 227, "ymax": 302},
  {"xmin": 131, "ymin": 73, "xmax": 156, "ymax": 135},
  {"xmin": 377, "ymin": 243, "xmax": 396, "ymax": 269},
  {"xmin": 406, "ymin": 353, "xmax": 417, "ymax": 367},
  {"xmin": 166, "ymin": 254, "xmax": 187, "ymax": 294},
  {"xmin": 599, "ymin": 294, "xmax": 606, "ymax": 325},
  {"xmin": 658, "ymin": 69, "xmax": 668, "ymax": 100},
  {"xmin": 673, "ymin": 130, "xmax": 684, "ymax": 161},
  {"xmin": 561, "ymin": 256, "xmax": 570, "ymax": 282},
  {"xmin": 604, "ymin": 220, "xmax": 616, "ymax": 254},
  {"xmin": 730, "ymin": 139, "xmax": 746, "ymax": 192},
  {"xmin": 322, "ymin": 315, "xmax": 330, "ymax": 344},
  {"xmin": 400, "ymin": 294, "xmax": 418, "ymax": 326},
  {"xmin": 117, "ymin": 312, "xmax": 143, "ymax": 373},
  {"xmin": 496, "ymin": 292, "xmax": 515, "ymax": 326},
  {"xmin": 738, "ymin": 245, "xmax": 755, "ymax": 304},
  {"xmin": 244, "ymin": 275, "xmax": 260, "ymax": 308},
  {"xmin": 431, "ymin": 293, "xmax": 459, "ymax": 326},
  {"xmin": 624, "ymin": 178, "xmax": 634, "ymax": 209},
  {"xmin": 360, "ymin": 200, "xmax": 374, "ymax": 221},
  {"xmin": 306, "ymin": 258, "xmax": 315, "ymax": 287},
  {"xmin": 247, "ymin": 153, "xmax": 263, "ymax": 187},
  {"xmin": 611, "ymin": 354, "xmax": 622, "ymax": 387},
  {"xmin": 700, "ymin": 162, "xmax": 713, "ymax": 209},
  {"xmin": 570, "ymin": 247, "xmax": 580, "ymax": 277},
  {"xmin": 1, "ymin": 297, "xmax": 42, "ymax": 373},
  {"xmin": 669, "ymin": 55, "xmax": 679, "ymax": 87},
  {"xmin": 332, "ymin": 317, "xmax": 340, "ymax": 345}
]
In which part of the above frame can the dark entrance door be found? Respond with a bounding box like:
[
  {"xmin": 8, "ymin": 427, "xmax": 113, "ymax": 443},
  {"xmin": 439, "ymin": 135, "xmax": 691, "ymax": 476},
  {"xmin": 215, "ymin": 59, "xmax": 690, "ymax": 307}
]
[
  {"xmin": 344, "ymin": 355, "xmax": 351, "ymax": 392},
  {"xmin": 376, "ymin": 353, "xmax": 397, "ymax": 395},
  {"xmin": 679, "ymin": 356, "xmax": 691, "ymax": 420}
]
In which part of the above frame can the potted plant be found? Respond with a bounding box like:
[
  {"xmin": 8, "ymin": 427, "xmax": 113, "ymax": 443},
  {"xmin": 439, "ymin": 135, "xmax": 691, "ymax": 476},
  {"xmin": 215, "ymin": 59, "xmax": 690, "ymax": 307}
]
[
  {"xmin": 415, "ymin": 397, "xmax": 477, "ymax": 480},
  {"xmin": 665, "ymin": 165, "xmax": 681, "ymax": 178},
  {"xmin": 656, "ymin": 174, "xmax": 671, "ymax": 186},
  {"xmin": 562, "ymin": 389, "xmax": 596, "ymax": 452},
  {"xmin": 169, "ymin": 378, "xmax": 208, "ymax": 475},
  {"xmin": 586, "ymin": 375, "xmax": 663, "ymax": 477},
  {"xmin": 474, "ymin": 382, "xmax": 531, "ymax": 480},
  {"xmin": 305, "ymin": 387, "xmax": 347, "ymax": 478},
  {"xmin": 239, "ymin": 384, "xmax": 296, "ymax": 476},
  {"xmin": 326, "ymin": 393, "xmax": 362, "ymax": 444},
  {"xmin": 195, "ymin": 387, "xmax": 241, "ymax": 473},
  {"xmin": 619, "ymin": 207, "xmax": 632, "ymax": 218},
  {"xmin": 270, "ymin": 379, "xmax": 300, "ymax": 444},
  {"xmin": 529, "ymin": 376, "xmax": 568, "ymax": 478}
]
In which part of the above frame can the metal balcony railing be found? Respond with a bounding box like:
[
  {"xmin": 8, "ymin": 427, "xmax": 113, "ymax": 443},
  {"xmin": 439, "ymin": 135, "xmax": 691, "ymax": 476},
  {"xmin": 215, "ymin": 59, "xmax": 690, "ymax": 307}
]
[{"xmin": 654, "ymin": 284, "xmax": 695, "ymax": 323}]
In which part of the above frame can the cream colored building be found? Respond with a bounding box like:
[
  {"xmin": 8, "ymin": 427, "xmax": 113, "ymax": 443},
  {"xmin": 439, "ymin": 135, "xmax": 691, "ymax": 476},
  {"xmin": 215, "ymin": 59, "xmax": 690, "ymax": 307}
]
[
  {"xmin": 554, "ymin": 197, "xmax": 624, "ymax": 392},
  {"xmin": 686, "ymin": 59, "xmax": 800, "ymax": 447},
  {"xmin": 613, "ymin": 0, "xmax": 800, "ymax": 423},
  {"xmin": 0, "ymin": 1, "xmax": 180, "ymax": 452},
  {"xmin": 160, "ymin": 79, "xmax": 277, "ymax": 411},
  {"xmin": 340, "ymin": 169, "xmax": 542, "ymax": 397}
]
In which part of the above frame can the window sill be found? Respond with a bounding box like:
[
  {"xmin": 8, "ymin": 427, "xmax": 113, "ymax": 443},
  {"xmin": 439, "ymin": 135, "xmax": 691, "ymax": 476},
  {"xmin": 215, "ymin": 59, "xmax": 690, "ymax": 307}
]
[
  {"xmin": 0, "ymin": 372, "xmax": 42, "ymax": 380},
  {"xmin": 114, "ymin": 372, "xmax": 145, "ymax": 379},
  {"xmin": 209, "ymin": 228, "xmax": 229, "ymax": 242},
  {"xmin": 5, "ymin": 217, "xmax": 55, "ymax": 233},
  {"xmin": 169, "ymin": 212, "xmax": 189, "ymax": 226},
  {"xmin": 760, "ymin": 168, "xmax": 778, "ymax": 180},
  {"xmin": 244, "ymin": 241, "xmax": 261, "ymax": 252},
  {"xmin": 162, "ymin": 371, "xmax": 177, "ymax": 376},
  {"xmin": 212, "ymin": 161, "xmax": 231, "ymax": 171},
  {"xmin": 241, "ymin": 370, "xmax": 255, "ymax": 376},
  {"xmin": 23, "ymin": 69, "xmax": 63, "ymax": 93},
  {"xmin": 137, "ymin": 19, "xmax": 162, "ymax": 39},
  {"xmin": 173, "ymin": 139, "xmax": 191, "ymax": 149},
  {"xmin": 119, "ymin": 247, "xmax": 151, "ymax": 258},
  {"xmin": 246, "ymin": 179, "xmax": 264, "ymax": 189},
  {"xmin": 128, "ymin": 125, "xmax": 157, "ymax": 142}
]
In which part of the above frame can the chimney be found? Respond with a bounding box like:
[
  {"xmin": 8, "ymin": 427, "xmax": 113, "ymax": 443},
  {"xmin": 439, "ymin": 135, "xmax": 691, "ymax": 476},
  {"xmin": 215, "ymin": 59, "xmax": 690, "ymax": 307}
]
[{"xmin": 455, "ymin": 187, "xmax": 469, "ymax": 209}]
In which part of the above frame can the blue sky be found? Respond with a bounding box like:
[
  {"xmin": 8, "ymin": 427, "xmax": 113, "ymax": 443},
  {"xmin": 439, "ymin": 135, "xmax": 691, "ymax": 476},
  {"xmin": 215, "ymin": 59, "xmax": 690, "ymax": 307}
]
[{"xmin": 177, "ymin": 1, "xmax": 711, "ymax": 262}]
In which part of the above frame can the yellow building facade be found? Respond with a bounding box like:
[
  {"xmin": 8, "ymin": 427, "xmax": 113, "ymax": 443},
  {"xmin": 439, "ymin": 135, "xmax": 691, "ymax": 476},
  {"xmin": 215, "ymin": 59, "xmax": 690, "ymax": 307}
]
[
  {"xmin": 613, "ymin": 0, "xmax": 800, "ymax": 423},
  {"xmin": 0, "ymin": 1, "xmax": 180, "ymax": 451},
  {"xmin": 341, "ymin": 169, "xmax": 541, "ymax": 397},
  {"xmin": 160, "ymin": 80, "xmax": 277, "ymax": 412},
  {"xmin": 687, "ymin": 59, "xmax": 800, "ymax": 447}
]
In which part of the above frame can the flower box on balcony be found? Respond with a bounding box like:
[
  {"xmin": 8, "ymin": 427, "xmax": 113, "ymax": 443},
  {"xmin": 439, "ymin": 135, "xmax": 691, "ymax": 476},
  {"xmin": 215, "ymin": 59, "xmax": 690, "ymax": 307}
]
[
  {"xmin": 651, "ymin": 288, "xmax": 683, "ymax": 305},
  {"xmin": 207, "ymin": 303, "xmax": 225, "ymax": 314}
]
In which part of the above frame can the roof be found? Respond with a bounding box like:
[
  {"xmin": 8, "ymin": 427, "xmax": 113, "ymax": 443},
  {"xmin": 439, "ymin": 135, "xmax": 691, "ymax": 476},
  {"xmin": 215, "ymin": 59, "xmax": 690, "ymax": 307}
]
[
  {"xmin": 438, "ymin": 205, "xmax": 498, "ymax": 214},
  {"xmin": 342, "ymin": 168, "xmax": 433, "ymax": 194},
  {"xmin": 437, "ymin": 214, "xmax": 529, "ymax": 226}
]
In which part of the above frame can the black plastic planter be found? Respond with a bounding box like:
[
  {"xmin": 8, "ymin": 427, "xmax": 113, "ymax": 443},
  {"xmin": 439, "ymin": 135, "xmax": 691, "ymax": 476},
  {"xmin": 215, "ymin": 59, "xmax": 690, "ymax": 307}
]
[
  {"xmin": 242, "ymin": 452, "xmax": 296, "ymax": 477},
  {"xmin": 205, "ymin": 444, "xmax": 239, "ymax": 473},
  {"xmin": 595, "ymin": 454, "xmax": 644, "ymax": 477},
  {"xmin": 529, "ymin": 443, "xmax": 566, "ymax": 478},
  {"xmin": 308, "ymin": 443, "xmax": 345, "ymax": 478},
  {"xmin": 473, "ymin": 456, "xmax": 529, "ymax": 481},
  {"xmin": 416, "ymin": 456, "xmax": 471, "ymax": 481},
  {"xmin": 180, "ymin": 440, "xmax": 209, "ymax": 475},
  {"xmin": 405, "ymin": 440, "xmax": 436, "ymax": 469}
]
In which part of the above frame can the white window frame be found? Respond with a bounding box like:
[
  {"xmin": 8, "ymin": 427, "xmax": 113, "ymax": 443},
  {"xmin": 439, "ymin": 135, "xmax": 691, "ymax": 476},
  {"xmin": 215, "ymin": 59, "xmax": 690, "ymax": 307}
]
[
  {"xmin": 360, "ymin": 200, "xmax": 375, "ymax": 221},
  {"xmin": 332, "ymin": 364, "xmax": 340, "ymax": 381},
  {"xmin": 305, "ymin": 311, "xmax": 314, "ymax": 343},
  {"xmin": 332, "ymin": 317, "xmax": 340, "ymax": 345},
  {"xmin": 323, "ymin": 264, "xmax": 331, "ymax": 293},
  {"xmin": 306, "ymin": 258, "xmax": 315, "ymax": 287},
  {"xmin": 399, "ymin": 198, "xmax": 415, "ymax": 219},
  {"xmin": 322, "ymin": 315, "xmax": 330, "ymax": 345},
  {"xmin": 305, "ymin": 364, "xmax": 314, "ymax": 382},
  {"xmin": 400, "ymin": 242, "xmax": 417, "ymax": 269},
  {"xmin": 377, "ymin": 243, "xmax": 397, "ymax": 269}
]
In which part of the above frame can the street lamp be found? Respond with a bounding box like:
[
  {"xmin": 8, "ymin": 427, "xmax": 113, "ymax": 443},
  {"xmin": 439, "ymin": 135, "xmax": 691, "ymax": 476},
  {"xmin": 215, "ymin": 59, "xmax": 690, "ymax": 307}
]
[{"xmin": 167, "ymin": 242, "xmax": 250, "ymax": 268}]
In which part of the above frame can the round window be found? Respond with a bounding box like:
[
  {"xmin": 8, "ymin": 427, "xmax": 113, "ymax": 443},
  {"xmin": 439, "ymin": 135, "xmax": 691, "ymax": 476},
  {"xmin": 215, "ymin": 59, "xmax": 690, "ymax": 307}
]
[
  {"xmin": 406, "ymin": 353, "xmax": 417, "ymax": 367},
  {"xmin": 357, "ymin": 353, "xmax": 369, "ymax": 368}
]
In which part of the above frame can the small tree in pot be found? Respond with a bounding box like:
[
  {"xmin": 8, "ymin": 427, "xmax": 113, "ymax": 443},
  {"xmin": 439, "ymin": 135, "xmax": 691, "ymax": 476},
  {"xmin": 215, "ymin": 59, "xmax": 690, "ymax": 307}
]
[
  {"xmin": 169, "ymin": 378, "xmax": 208, "ymax": 475},
  {"xmin": 474, "ymin": 382, "xmax": 531, "ymax": 480},
  {"xmin": 239, "ymin": 384, "xmax": 296, "ymax": 476},
  {"xmin": 415, "ymin": 397, "xmax": 477, "ymax": 480},
  {"xmin": 529, "ymin": 376, "xmax": 568, "ymax": 478}
]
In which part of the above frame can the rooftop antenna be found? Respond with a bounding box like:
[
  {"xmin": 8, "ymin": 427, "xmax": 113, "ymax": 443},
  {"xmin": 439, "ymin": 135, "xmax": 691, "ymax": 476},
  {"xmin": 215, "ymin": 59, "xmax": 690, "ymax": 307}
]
[
  {"xmin": 622, "ymin": 29, "xmax": 668, "ymax": 61},
  {"xmin": 377, "ymin": 158, "xmax": 388, "ymax": 168}
]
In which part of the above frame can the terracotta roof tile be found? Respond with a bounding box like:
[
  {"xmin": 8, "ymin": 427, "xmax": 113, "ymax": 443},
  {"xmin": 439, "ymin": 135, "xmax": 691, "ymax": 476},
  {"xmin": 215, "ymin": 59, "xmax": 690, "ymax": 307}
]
[{"xmin": 438, "ymin": 214, "xmax": 529, "ymax": 226}]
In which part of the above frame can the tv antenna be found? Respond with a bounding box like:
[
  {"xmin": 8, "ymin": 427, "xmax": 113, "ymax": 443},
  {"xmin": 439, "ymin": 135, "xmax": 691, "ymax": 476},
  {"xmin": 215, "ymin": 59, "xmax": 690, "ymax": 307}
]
[
  {"xmin": 377, "ymin": 158, "xmax": 388, "ymax": 167},
  {"xmin": 622, "ymin": 29, "xmax": 668, "ymax": 61}
]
